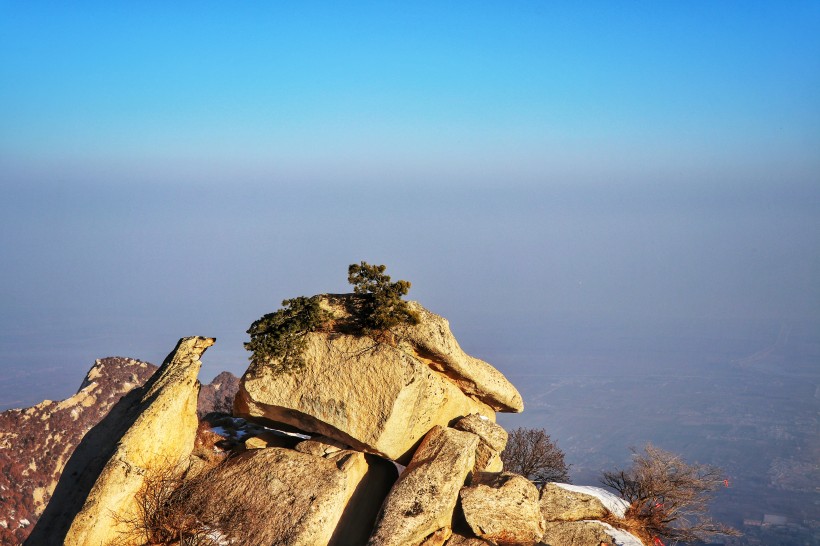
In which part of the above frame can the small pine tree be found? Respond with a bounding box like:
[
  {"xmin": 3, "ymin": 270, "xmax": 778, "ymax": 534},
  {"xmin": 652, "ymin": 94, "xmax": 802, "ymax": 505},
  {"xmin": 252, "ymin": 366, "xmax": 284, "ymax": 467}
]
[
  {"xmin": 244, "ymin": 296, "xmax": 329, "ymax": 374},
  {"xmin": 347, "ymin": 261, "xmax": 420, "ymax": 332}
]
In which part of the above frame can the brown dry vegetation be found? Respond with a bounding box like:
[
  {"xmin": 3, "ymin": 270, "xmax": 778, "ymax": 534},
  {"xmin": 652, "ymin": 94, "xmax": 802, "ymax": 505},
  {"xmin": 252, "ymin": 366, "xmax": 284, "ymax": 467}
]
[
  {"xmin": 601, "ymin": 443, "xmax": 740, "ymax": 544},
  {"xmin": 500, "ymin": 427, "xmax": 571, "ymax": 485}
]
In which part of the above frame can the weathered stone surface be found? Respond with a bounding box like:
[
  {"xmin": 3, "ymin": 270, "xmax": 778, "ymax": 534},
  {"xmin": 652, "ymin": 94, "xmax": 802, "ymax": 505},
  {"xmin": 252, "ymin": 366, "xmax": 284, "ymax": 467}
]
[
  {"xmin": 368, "ymin": 426, "xmax": 478, "ymax": 546},
  {"xmin": 540, "ymin": 520, "xmax": 644, "ymax": 546},
  {"xmin": 0, "ymin": 357, "xmax": 157, "ymax": 545},
  {"xmin": 296, "ymin": 435, "xmax": 349, "ymax": 457},
  {"xmin": 453, "ymin": 413, "xmax": 508, "ymax": 472},
  {"xmin": 540, "ymin": 483, "xmax": 629, "ymax": 522},
  {"xmin": 236, "ymin": 299, "xmax": 497, "ymax": 463},
  {"xmin": 401, "ymin": 300, "xmax": 523, "ymax": 412},
  {"xmin": 26, "ymin": 336, "xmax": 214, "ymax": 546},
  {"xmin": 171, "ymin": 447, "xmax": 395, "ymax": 546},
  {"xmin": 420, "ymin": 526, "xmax": 453, "ymax": 546},
  {"xmin": 460, "ymin": 472, "xmax": 545, "ymax": 545},
  {"xmin": 444, "ymin": 534, "xmax": 494, "ymax": 545}
]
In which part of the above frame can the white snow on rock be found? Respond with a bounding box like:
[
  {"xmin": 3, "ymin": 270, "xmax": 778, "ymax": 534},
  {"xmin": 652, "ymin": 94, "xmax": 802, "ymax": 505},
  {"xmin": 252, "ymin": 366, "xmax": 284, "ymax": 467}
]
[
  {"xmin": 593, "ymin": 521, "xmax": 644, "ymax": 546},
  {"xmin": 554, "ymin": 483, "xmax": 630, "ymax": 518}
]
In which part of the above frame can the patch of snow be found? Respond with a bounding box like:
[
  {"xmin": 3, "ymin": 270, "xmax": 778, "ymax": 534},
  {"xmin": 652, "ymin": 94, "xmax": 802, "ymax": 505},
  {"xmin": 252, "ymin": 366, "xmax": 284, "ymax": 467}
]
[
  {"xmin": 479, "ymin": 414, "xmax": 489, "ymax": 420},
  {"xmin": 594, "ymin": 521, "xmax": 644, "ymax": 546},
  {"xmin": 0, "ymin": 520, "xmax": 7, "ymax": 529},
  {"xmin": 204, "ymin": 525, "xmax": 230, "ymax": 546},
  {"xmin": 554, "ymin": 483, "xmax": 630, "ymax": 518},
  {"xmin": 19, "ymin": 518, "xmax": 31, "ymax": 527}
]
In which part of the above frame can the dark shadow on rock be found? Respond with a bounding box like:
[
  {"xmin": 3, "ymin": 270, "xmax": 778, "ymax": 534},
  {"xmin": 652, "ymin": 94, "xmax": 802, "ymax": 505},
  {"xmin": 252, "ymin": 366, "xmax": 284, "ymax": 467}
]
[{"xmin": 329, "ymin": 454, "xmax": 398, "ymax": 546}]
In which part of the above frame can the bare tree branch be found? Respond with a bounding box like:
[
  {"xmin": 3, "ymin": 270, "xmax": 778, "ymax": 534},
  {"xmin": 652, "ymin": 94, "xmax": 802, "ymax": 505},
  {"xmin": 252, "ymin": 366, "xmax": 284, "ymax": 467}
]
[
  {"xmin": 601, "ymin": 443, "xmax": 740, "ymax": 543},
  {"xmin": 501, "ymin": 427, "xmax": 571, "ymax": 485}
]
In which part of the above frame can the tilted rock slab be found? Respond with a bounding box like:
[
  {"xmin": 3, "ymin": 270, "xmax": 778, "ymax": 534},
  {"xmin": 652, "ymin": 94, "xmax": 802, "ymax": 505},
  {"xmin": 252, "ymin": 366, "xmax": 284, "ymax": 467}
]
[
  {"xmin": 453, "ymin": 413, "xmax": 508, "ymax": 473},
  {"xmin": 459, "ymin": 472, "xmax": 545, "ymax": 546},
  {"xmin": 177, "ymin": 447, "xmax": 396, "ymax": 546},
  {"xmin": 0, "ymin": 357, "xmax": 157, "ymax": 545},
  {"xmin": 540, "ymin": 483, "xmax": 629, "ymax": 522},
  {"xmin": 25, "ymin": 336, "xmax": 214, "ymax": 546},
  {"xmin": 540, "ymin": 520, "xmax": 644, "ymax": 546},
  {"xmin": 236, "ymin": 296, "xmax": 507, "ymax": 463},
  {"xmin": 368, "ymin": 426, "xmax": 478, "ymax": 546}
]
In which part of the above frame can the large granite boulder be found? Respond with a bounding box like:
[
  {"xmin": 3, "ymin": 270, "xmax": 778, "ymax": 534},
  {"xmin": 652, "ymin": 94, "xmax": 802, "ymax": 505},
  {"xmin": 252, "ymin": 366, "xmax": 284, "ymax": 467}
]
[
  {"xmin": 235, "ymin": 295, "xmax": 518, "ymax": 463},
  {"xmin": 164, "ymin": 446, "xmax": 396, "ymax": 546},
  {"xmin": 459, "ymin": 472, "xmax": 545, "ymax": 546},
  {"xmin": 26, "ymin": 336, "xmax": 214, "ymax": 546},
  {"xmin": 368, "ymin": 426, "xmax": 478, "ymax": 546},
  {"xmin": 540, "ymin": 483, "xmax": 629, "ymax": 522}
]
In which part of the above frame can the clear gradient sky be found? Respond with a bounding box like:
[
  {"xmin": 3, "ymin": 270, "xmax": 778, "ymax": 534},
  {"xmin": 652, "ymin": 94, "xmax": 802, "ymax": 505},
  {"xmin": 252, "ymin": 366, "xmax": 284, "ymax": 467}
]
[{"xmin": 1, "ymin": 2, "xmax": 819, "ymax": 406}]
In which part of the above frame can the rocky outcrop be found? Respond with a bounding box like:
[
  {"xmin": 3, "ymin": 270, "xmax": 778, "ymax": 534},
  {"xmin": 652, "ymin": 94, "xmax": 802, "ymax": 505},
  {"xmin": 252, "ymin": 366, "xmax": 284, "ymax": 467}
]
[
  {"xmin": 459, "ymin": 472, "xmax": 544, "ymax": 545},
  {"xmin": 540, "ymin": 483, "xmax": 629, "ymax": 522},
  {"xmin": 0, "ymin": 357, "xmax": 157, "ymax": 545},
  {"xmin": 18, "ymin": 295, "xmax": 647, "ymax": 546},
  {"xmin": 197, "ymin": 370, "xmax": 240, "ymax": 418},
  {"xmin": 26, "ymin": 337, "xmax": 214, "ymax": 546},
  {"xmin": 235, "ymin": 295, "xmax": 520, "ymax": 463},
  {"xmin": 368, "ymin": 426, "xmax": 478, "ymax": 546},
  {"xmin": 540, "ymin": 520, "xmax": 644, "ymax": 546}
]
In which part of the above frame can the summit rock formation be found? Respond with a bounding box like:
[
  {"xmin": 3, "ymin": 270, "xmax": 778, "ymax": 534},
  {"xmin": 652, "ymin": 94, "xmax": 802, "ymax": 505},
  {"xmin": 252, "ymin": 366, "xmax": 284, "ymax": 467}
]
[
  {"xmin": 235, "ymin": 295, "xmax": 522, "ymax": 463},
  {"xmin": 20, "ymin": 293, "xmax": 645, "ymax": 546}
]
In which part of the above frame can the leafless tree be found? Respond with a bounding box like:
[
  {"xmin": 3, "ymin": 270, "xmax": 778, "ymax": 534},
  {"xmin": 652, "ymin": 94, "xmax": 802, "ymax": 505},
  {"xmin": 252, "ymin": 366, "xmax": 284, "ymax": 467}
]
[
  {"xmin": 501, "ymin": 427, "xmax": 571, "ymax": 485},
  {"xmin": 601, "ymin": 443, "xmax": 740, "ymax": 544}
]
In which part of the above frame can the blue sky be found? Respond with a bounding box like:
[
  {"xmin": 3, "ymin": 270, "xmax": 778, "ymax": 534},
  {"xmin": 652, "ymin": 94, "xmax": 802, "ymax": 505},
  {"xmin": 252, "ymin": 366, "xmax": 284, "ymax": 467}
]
[{"xmin": 1, "ymin": 2, "xmax": 819, "ymax": 406}]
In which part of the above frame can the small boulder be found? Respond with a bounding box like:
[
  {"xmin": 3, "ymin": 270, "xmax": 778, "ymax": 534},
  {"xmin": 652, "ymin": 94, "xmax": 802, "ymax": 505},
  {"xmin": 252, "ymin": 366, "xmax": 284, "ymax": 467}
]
[
  {"xmin": 368, "ymin": 426, "xmax": 478, "ymax": 546},
  {"xmin": 459, "ymin": 472, "xmax": 544, "ymax": 546},
  {"xmin": 453, "ymin": 414, "xmax": 508, "ymax": 473},
  {"xmin": 540, "ymin": 483, "xmax": 629, "ymax": 522},
  {"xmin": 540, "ymin": 520, "xmax": 644, "ymax": 546}
]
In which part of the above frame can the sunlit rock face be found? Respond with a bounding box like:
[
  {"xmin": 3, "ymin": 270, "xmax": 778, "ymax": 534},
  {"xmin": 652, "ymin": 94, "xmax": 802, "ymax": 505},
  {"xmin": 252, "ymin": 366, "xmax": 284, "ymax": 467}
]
[
  {"xmin": 26, "ymin": 336, "xmax": 214, "ymax": 546},
  {"xmin": 235, "ymin": 294, "xmax": 521, "ymax": 464},
  {"xmin": 0, "ymin": 357, "xmax": 157, "ymax": 545}
]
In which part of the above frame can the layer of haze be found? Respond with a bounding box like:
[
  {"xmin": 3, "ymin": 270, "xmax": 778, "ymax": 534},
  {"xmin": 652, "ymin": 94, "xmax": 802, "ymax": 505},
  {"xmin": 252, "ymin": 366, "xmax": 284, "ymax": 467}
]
[{"xmin": 1, "ymin": 2, "xmax": 819, "ymax": 408}]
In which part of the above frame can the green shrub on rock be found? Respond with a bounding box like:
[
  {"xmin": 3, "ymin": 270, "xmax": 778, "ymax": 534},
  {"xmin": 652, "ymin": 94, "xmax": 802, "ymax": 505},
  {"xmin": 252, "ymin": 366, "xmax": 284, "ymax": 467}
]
[
  {"xmin": 347, "ymin": 261, "xmax": 420, "ymax": 332},
  {"xmin": 245, "ymin": 262, "xmax": 419, "ymax": 374},
  {"xmin": 245, "ymin": 296, "xmax": 330, "ymax": 374}
]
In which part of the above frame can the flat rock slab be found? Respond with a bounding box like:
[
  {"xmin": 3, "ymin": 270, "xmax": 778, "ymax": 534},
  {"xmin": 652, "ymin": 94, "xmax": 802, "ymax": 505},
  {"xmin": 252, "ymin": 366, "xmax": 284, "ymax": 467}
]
[
  {"xmin": 540, "ymin": 520, "xmax": 644, "ymax": 546},
  {"xmin": 540, "ymin": 483, "xmax": 630, "ymax": 522}
]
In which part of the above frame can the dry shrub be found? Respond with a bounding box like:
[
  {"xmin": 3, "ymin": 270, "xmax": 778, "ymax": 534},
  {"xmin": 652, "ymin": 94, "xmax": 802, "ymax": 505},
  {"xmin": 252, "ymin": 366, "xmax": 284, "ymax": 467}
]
[
  {"xmin": 601, "ymin": 443, "xmax": 740, "ymax": 544},
  {"xmin": 500, "ymin": 427, "xmax": 571, "ymax": 485},
  {"xmin": 122, "ymin": 453, "xmax": 277, "ymax": 546}
]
